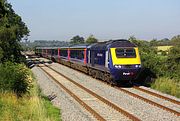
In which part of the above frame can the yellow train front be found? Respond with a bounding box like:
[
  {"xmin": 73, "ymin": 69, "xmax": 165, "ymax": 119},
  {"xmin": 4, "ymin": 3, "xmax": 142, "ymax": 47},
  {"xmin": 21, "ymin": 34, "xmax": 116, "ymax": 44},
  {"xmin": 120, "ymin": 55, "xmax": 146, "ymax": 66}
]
[{"xmin": 107, "ymin": 40, "xmax": 141, "ymax": 82}]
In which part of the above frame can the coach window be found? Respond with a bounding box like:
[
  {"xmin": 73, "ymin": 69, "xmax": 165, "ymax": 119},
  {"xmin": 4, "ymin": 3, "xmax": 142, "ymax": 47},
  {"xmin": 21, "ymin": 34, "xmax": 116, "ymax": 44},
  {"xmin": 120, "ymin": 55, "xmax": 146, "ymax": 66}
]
[
  {"xmin": 79, "ymin": 50, "xmax": 84, "ymax": 60},
  {"xmin": 70, "ymin": 50, "xmax": 76, "ymax": 58},
  {"xmin": 61, "ymin": 49, "xmax": 68, "ymax": 57},
  {"xmin": 54, "ymin": 49, "xmax": 58, "ymax": 55},
  {"xmin": 52, "ymin": 49, "xmax": 54, "ymax": 55}
]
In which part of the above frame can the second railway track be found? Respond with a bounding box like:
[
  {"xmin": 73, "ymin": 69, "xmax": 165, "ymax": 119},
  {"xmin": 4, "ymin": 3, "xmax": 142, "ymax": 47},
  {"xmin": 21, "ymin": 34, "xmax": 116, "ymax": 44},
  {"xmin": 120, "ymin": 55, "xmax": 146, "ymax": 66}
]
[{"xmin": 133, "ymin": 86, "xmax": 180, "ymax": 105}]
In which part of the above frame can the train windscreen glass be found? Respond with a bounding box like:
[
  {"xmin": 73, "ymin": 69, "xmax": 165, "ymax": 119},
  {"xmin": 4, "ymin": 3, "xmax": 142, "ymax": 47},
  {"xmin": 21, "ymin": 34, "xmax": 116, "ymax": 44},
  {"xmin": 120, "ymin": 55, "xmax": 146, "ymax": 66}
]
[{"xmin": 115, "ymin": 48, "xmax": 136, "ymax": 58}]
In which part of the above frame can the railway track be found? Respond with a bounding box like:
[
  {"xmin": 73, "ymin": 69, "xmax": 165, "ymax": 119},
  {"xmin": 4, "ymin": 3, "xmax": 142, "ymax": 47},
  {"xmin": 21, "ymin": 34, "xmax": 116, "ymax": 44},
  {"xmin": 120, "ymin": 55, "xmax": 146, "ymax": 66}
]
[
  {"xmin": 38, "ymin": 64, "xmax": 140, "ymax": 121},
  {"xmin": 37, "ymin": 57, "xmax": 179, "ymax": 107},
  {"xmin": 45, "ymin": 64, "xmax": 180, "ymax": 117},
  {"xmin": 30, "ymin": 57, "xmax": 180, "ymax": 120},
  {"xmin": 43, "ymin": 65, "xmax": 180, "ymax": 116}
]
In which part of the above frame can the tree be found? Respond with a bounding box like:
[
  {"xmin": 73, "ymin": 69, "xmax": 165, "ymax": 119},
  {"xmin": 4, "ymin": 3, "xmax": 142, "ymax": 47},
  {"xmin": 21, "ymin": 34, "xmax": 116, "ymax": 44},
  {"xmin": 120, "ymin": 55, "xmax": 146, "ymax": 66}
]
[
  {"xmin": 86, "ymin": 35, "xmax": 98, "ymax": 44},
  {"xmin": 128, "ymin": 36, "xmax": 146, "ymax": 47},
  {"xmin": 166, "ymin": 45, "xmax": 180, "ymax": 79},
  {"xmin": 171, "ymin": 35, "xmax": 180, "ymax": 46},
  {"xmin": 128, "ymin": 35, "xmax": 136, "ymax": 42},
  {"xmin": 150, "ymin": 39, "xmax": 158, "ymax": 46},
  {"xmin": 0, "ymin": 47, "xmax": 3, "ymax": 61},
  {"xmin": 157, "ymin": 38, "xmax": 170, "ymax": 46},
  {"xmin": 0, "ymin": 0, "xmax": 7, "ymax": 19},
  {"xmin": 70, "ymin": 35, "xmax": 84, "ymax": 44},
  {"xmin": 0, "ymin": 0, "xmax": 29, "ymax": 63}
]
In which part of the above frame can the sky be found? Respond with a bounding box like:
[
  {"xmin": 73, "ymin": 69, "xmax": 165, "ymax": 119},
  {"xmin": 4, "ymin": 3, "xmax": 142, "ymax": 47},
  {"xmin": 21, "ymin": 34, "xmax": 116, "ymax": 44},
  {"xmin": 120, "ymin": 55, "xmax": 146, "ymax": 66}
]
[{"xmin": 8, "ymin": 0, "xmax": 180, "ymax": 42}]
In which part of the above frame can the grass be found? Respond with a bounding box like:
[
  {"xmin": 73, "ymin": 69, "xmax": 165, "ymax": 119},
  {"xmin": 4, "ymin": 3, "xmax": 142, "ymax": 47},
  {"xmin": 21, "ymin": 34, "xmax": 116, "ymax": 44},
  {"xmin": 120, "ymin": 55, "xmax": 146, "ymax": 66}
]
[
  {"xmin": 43, "ymin": 96, "xmax": 61, "ymax": 121},
  {"xmin": 0, "ymin": 72, "xmax": 61, "ymax": 121},
  {"xmin": 151, "ymin": 77, "xmax": 180, "ymax": 98}
]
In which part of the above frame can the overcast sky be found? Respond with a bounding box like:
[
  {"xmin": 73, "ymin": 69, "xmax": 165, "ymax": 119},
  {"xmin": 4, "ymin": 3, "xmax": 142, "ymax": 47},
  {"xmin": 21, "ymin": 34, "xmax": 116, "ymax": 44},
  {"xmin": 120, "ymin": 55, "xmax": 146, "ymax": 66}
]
[{"xmin": 8, "ymin": 0, "xmax": 180, "ymax": 42}]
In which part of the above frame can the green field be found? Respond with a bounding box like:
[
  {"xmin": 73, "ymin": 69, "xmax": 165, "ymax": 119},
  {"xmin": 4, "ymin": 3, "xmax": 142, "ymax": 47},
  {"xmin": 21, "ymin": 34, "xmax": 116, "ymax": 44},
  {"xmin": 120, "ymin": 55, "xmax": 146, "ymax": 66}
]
[{"xmin": 157, "ymin": 46, "xmax": 173, "ymax": 51}]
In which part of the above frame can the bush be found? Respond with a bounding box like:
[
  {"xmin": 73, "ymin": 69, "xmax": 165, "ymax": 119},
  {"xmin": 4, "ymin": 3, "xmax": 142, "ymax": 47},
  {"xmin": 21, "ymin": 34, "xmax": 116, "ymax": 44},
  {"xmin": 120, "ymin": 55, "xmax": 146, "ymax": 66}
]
[
  {"xmin": 166, "ymin": 46, "xmax": 180, "ymax": 80},
  {"xmin": 137, "ymin": 42, "xmax": 166, "ymax": 77},
  {"xmin": 0, "ymin": 82, "xmax": 61, "ymax": 121},
  {"xmin": 0, "ymin": 62, "xmax": 32, "ymax": 96},
  {"xmin": 140, "ymin": 52, "xmax": 166, "ymax": 77}
]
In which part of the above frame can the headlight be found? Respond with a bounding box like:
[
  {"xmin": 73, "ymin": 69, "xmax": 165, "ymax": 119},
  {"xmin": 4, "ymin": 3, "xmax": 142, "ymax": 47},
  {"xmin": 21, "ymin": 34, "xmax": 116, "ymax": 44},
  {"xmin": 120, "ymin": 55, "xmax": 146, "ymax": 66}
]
[
  {"xmin": 135, "ymin": 64, "xmax": 141, "ymax": 68},
  {"xmin": 114, "ymin": 65, "xmax": 122, "ymax": 69},
  {"xmin": 114, "ymin": 65, "xmax": 119, "ymax": 68}
]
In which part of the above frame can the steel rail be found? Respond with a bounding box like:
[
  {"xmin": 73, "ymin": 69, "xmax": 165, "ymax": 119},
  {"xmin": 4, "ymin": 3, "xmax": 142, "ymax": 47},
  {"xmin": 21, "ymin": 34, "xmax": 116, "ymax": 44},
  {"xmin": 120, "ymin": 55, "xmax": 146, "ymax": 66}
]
[
  {"xmin": 39, "ymin": 65, "xmax": 106, "ymax": 121},
  {"xmin": 133, "ymin": 86, "xmax": 180, "ymax": 105},
  {"xmin": 47, "ymin": 61, "xmax": 180, "ymax": 117},
  {"xmin": 46, "ymin": 63, "xmax": 180, "ymax": 116},
  {"xmin": 45, "ymin": 65, "xmax": 141, "ymax": 121}
]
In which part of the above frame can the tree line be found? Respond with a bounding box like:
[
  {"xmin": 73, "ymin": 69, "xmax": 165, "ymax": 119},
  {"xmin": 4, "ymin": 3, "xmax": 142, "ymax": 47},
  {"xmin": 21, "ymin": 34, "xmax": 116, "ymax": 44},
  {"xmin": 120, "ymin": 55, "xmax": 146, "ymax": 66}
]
[
  {"xmin": 21, "ymin": 35, "xmax": 99, "ymax": 50},
  {"xmin": 69, "ymin": 34, "xmax": 98, "ymax": 44}
]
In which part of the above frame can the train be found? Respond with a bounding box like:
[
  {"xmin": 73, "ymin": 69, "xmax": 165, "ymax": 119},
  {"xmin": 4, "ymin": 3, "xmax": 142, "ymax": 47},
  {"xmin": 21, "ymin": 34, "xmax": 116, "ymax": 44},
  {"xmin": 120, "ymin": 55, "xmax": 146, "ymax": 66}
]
[{"xmin": 35, "ymin": 39, "xmax": 142, "ymax": 85}]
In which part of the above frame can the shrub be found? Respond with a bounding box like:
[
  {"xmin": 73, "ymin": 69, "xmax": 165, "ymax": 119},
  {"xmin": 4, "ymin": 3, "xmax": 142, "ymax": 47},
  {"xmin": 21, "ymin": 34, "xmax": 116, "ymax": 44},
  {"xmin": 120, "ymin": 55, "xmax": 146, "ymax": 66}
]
[
  {"xmin": 166, "ymin": 46, "xmax": 180, "ymax": 80},
  {"xmin": 0, "ymin": 62, "xmax": 33, "ymax": 96},
  {"xmin": 0, "ymin": 83, "xmax": 61, "ymax": 121},
  {"xmin": 138, "ymin": 44, "xmax": 167, "ymax": 77}
]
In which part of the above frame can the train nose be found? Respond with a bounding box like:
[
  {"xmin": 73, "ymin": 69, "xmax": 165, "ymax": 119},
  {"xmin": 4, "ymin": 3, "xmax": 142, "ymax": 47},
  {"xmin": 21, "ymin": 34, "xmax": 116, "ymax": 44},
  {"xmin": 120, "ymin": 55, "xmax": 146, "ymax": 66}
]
[{"xmin": 111, "ymin": 69, "xmax": 140, "ymax": 81}]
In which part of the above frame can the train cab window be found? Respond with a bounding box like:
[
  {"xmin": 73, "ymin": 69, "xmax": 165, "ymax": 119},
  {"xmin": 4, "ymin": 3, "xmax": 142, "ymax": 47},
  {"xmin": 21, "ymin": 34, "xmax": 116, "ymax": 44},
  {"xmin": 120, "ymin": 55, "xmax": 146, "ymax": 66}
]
[{"xmin": 115, "ymin": 48, "xmax": 136, "ymax": 58}]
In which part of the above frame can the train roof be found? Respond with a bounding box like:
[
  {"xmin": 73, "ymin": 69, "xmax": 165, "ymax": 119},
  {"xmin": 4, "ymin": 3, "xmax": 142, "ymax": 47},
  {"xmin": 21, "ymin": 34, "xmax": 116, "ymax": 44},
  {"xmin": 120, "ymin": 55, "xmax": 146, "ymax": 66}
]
[
  {"xmin": 90, "ymin": 39, "xmax": 136, "ymax": 50},
  {"xmin": 69, "ymin": 43, "xmax": 90, "ymax": 48},
  {"xmin": 36, "ymin": 46, "xmax": 69, "ymax": 49},
  {"xmin": 108, "ymin": 39, "xmax": 136, "ymax": 48},
  {"xmin": 36, "ymin": 47, "xmax": 59, "ymax": 49},
  {"xmin": 36, "ymin": 39, "xmax": 136, "ymax": 50}
]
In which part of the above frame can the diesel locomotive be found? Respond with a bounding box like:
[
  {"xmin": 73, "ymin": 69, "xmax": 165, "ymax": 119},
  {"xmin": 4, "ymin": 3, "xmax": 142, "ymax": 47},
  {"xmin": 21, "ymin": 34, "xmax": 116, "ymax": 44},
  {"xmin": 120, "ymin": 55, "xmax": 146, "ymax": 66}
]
[{"xmin": 35, "ymin": 39, "xmax": 142, "ymax": 84}]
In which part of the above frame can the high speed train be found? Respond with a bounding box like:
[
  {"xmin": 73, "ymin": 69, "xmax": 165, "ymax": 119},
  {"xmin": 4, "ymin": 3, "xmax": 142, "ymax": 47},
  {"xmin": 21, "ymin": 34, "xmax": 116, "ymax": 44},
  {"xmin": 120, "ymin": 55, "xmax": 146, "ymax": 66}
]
[{"xmin": 35, "ymin": 39, "xmax": 142, "ymax": 85}]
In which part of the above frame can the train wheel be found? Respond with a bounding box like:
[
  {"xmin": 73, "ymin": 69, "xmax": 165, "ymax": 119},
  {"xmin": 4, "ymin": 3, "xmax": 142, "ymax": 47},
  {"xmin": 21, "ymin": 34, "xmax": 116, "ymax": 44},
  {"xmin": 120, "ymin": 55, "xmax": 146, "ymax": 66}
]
[
  {"xmin": 94, "ymin": 71, "xmax": 98, "ymax": 79},
  {"xmin": 104, "ymin": 74, "xmax": 111, "ymax": 84},
  {"xmin": 101, "ymin": 73, "xmax": 106, "ymax": 81},
  {"xmin": 92, "ymin": 70, "xmax": 96, "ymax": 78}
]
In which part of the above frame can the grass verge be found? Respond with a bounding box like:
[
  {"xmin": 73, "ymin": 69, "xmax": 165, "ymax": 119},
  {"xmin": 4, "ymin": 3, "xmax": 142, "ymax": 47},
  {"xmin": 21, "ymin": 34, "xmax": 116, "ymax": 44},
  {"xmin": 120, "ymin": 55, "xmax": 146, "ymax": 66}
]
[
  {"xmin": 151, "ymin": 77, "xmax": 180, "ymax": 98},
  {"xmin": 0, "ymin": 70, "xmax": 61, "ymax": 121}
]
